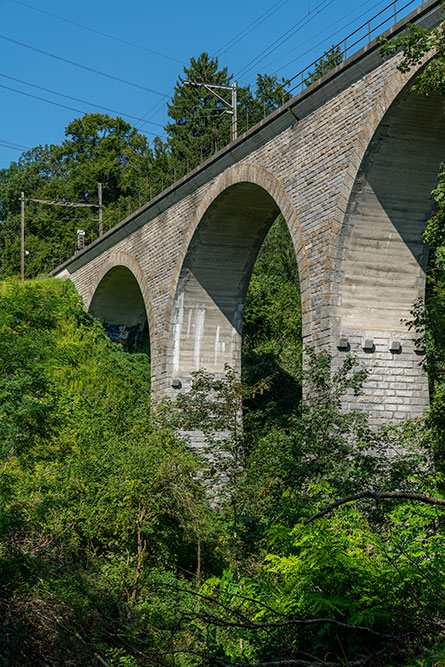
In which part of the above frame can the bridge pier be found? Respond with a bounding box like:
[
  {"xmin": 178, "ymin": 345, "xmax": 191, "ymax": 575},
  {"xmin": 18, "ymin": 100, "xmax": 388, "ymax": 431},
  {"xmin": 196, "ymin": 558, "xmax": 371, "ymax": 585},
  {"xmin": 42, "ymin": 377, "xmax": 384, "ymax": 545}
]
[{"xmin": 56, "ymin": 0, "xmax": 444, "ymax": 430}]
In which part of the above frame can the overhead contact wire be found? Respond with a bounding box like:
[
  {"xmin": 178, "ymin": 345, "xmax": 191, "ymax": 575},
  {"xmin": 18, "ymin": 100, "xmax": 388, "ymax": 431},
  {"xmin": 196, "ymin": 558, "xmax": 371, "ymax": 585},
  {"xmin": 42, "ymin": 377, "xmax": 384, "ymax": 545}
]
[
  {"xmin": 0, "ymin": 33, "xmax": 170, "ymax": 98},
  {"xmin": 12, "ymin": 0, "xmax": 186, "ymax": 66},
  {"xmin": 213, "ymin": 0, "xmax": 288, "ymax": 56},
  {"xmin": 0, "ymin": 72, "xmax": 164, "ymax": 128},
  {"xmin": 267, "ymin": 0, "xmax": 388, "ymax": 73},
  {"xmin": 0, "ymin": 82, "xmax": 159, "ymax": 137},
  {"xmin": 235, "ymin": 0, "xmax": 335, "ymax": 79}
]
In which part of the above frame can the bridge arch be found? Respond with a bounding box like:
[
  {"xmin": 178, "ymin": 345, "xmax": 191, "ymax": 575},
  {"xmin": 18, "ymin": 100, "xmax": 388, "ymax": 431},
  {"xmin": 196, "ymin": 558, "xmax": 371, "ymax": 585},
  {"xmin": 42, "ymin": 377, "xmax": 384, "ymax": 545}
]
[
  {"xmin": 330, "ymin": 59, "xmax": 445, "ymax": 421},
  {"xmin": 165, "ymin": 163, "xmax": 307, "ymax": 390},
  {"xmin": 86, "ymin": 251, "xmax": 155, "ymax": 365}
]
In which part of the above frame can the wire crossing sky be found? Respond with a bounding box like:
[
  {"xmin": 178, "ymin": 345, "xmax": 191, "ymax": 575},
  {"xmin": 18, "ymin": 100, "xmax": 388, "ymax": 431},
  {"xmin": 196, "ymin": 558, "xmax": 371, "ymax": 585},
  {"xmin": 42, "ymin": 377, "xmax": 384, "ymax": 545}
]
[{"xmin": 0, "ymin": 0, "xmax": 419, "ymax": 168}]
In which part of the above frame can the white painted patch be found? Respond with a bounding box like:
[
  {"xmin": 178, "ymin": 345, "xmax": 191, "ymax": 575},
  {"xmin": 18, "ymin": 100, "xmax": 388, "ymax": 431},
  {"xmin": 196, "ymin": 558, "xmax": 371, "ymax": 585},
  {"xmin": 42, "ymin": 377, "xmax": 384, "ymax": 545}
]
[
  {"xmin": 194, "ymin": 308, "xmax": 206, "ymax": 370},
  {"xmin": 172, "ymin": 291, "xmax": 184, "ymax": 376},
  {"xmin": 214, "ymin": 325, "xmax": 220, "ymax": 367},
  {"xmin": 186, "ymin": 309, "xmax": 192, "ymax": 338}
]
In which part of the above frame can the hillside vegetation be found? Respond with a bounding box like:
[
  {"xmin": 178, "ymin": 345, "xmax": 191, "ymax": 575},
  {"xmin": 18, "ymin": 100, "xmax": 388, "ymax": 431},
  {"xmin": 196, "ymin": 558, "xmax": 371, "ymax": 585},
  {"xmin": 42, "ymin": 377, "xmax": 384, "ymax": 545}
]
[
  {"xmin": 1, "ymin": 18, "xmax": 445, "ymax": 665},
  {"xmin": 0, "ymin": 277, "xmax": 443, "ymax": 666}
]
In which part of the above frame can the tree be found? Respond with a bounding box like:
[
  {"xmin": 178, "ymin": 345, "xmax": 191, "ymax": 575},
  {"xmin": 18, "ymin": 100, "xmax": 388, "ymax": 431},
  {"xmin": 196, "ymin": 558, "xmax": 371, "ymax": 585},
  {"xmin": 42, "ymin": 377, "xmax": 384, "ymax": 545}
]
[
  {"xmin": 242, "ymin": 215, "xmax": 302, "ymax": 443},
  {"xmin": 148, "ymin": 351, "xmax": 442, "ymax": 667},
  {"xmin": 165, "ymin": 52, "xmax": 232, "ymax": 165},
  {"xmin": 0, "ymin": 277, "xmax": 214, "ymax": 665},
  {"xmin": 305, "ymin": 45, "xmax": 343, "ymax": 86},
  {"xmin": 165, "ymin": 52, "xmax": 244, "ymax": 167},
  {"xmin": 165, "ymin": 53, "xmax": 290, "ymax": 170},
  {"xmin": 240, "ymin": 73, "xmax": 291, "ymax": 127},
  {"xmin": 0, "ymin": 113, "xmax": 153, "ymax": 279}
]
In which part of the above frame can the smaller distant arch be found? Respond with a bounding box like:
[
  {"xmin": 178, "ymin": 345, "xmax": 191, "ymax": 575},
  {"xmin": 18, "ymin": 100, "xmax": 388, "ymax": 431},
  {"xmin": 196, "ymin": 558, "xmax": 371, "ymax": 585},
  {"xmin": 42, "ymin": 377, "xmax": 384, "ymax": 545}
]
[{"xmin": 86, "ymin": 251, "xmax": 154, "ymax": 363}]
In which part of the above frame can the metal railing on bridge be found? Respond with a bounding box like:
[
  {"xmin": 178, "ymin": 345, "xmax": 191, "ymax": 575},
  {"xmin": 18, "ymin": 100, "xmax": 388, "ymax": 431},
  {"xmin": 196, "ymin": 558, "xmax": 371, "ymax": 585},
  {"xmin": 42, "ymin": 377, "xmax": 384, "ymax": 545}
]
[{"xmin": 41, "ymin": 0, "xmax": 434, "ymax": 275}]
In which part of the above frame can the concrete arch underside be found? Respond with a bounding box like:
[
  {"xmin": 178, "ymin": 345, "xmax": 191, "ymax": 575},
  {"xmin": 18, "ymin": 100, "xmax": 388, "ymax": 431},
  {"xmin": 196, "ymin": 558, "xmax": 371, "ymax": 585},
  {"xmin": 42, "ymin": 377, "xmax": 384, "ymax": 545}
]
[
  {"xmin": 165, "ymin": 165, "xmax": 305, "ymax": 394},
  {"xmin": 330, "ymin": 70, "xmax": 445, "ymax": 424}
]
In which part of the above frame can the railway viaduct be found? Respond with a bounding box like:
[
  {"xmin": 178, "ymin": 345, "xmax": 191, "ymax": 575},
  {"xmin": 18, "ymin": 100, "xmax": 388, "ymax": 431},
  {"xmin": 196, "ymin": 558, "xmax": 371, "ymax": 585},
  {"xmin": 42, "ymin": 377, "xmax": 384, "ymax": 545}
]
[{"xmin": 55, "ymin": 0, "xmax": 444, "ymax": 425}]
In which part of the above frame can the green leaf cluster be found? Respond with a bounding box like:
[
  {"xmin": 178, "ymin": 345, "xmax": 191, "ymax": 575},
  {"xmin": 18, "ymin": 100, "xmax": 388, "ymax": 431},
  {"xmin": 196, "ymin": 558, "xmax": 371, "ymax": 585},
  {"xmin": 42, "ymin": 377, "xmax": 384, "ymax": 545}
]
[{"xmin": 0, "ymin": 278, "xmax": 215, "ymax": 665}]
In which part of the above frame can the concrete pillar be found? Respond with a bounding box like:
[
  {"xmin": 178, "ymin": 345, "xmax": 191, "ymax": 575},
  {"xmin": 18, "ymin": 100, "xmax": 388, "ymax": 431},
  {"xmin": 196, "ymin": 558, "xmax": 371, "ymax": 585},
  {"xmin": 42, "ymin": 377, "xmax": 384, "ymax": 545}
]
[
  {"xmin": 165, "ymin": 182, "xmax": 283, "ymax": 396},
  {"xmin": 330, "ymin": 89, "xmax": 445, "ymax": 424}
]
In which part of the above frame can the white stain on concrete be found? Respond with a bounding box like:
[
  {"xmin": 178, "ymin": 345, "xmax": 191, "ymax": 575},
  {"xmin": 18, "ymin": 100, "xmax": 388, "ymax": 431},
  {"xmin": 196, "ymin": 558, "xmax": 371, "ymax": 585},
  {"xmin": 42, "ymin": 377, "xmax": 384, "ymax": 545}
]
[
  {"xmin": 214, "ymin": 325, "xmax": 220, "ymax": 367},
  {"xmin": 194, "ymin": 307, "xmax": 206, "ymax": 370},
  {"xmin": 385, "ymin": 232, "xmax": 393, "ymax": 255},
  {"xmin": 172, "ymin": 291, "xmax": 184, "ymax": 376},
  {"xmin": 214, "ymin": 325, "xmax": 228, "ymax": 369}
]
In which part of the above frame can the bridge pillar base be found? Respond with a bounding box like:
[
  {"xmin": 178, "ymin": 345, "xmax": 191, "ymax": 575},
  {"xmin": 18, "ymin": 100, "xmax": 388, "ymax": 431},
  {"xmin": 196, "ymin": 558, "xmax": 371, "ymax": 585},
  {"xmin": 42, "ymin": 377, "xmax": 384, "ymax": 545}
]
[{"xmin": 332, "ymin": 330, "xmax": 428, "ymax": 425}]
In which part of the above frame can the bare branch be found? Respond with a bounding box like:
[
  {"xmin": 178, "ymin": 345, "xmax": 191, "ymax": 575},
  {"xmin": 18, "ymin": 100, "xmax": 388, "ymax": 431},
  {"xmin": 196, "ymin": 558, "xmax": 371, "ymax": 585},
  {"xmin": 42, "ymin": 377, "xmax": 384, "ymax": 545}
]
[
  {"xmin": 247, "ymin": 661, "xmax": 364, "ymax": 667},
  {"xmin": 179, "ymin": 610, "xmax": 395, "ymax": 639},
  {"xmin": 305, "ymin": 491, "xmax": 445, "ymax": 525}
]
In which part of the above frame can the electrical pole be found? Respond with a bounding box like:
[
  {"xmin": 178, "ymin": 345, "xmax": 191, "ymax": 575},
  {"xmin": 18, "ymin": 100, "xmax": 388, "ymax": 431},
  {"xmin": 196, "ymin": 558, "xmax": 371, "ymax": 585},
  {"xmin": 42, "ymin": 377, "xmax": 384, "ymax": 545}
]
[
  {"xmin": 184, "ymin": 80, "xmax": 238, "ymax": 142},
  {"xmin": 231, "ymin": 82, "xmax": 237, "ymax": 142},
  {"xmin": 98, "ymin": 182, "xmax": 103, "ymax": 236},
  {"xmin": 20, "ymin": 187, "xmax": 103, "ymax": 272},
  {"xmin": 20, "ymin": 191, "xmax": 25, "ymax": 282}
]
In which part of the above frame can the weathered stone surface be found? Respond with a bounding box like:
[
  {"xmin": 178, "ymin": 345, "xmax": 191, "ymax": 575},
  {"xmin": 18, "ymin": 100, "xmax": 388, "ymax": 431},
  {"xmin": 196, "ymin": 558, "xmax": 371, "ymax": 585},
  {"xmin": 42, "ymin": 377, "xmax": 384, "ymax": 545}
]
[{"xmin": 55, "ymin": 1, "xmax": 443, "ymax": 424}]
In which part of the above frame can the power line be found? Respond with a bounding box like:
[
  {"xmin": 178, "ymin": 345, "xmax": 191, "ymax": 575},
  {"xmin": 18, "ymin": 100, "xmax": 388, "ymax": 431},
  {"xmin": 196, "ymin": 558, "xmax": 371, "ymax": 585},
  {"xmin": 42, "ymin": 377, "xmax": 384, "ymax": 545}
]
[
  {"xmin": 137, "ymin": 2, "xmax": 290, "ymax": 134},
  {"xmin": 0, "ymin": 141, "xmax": 29, "ymax": 151},
  {"xmin": 0, "ymin": 137, "xmax": 30, "ymax": 150},
  {"xmin": 0, "ymin": 72, "xmax": 164, "ymax": 128},
  {"xmin": 0, "ymin": 81, "xmax": 160, "ymax": 137},
  {"xmin": 235, "ymin": 0, "xmax": 336, "ymax": 79},
  {"xmin": 0, "ymin": 33, "xmax": 170, "ymax": 98},
  {"xmin": 12, "ymin": 0, "xmax": 186, "ymax": 66},
  {"xmin": 267, "ymin": 0, "xmax": 387, "ymax": 73},
  {"xmin": 234, "ymin": 0, "xmax": 336, "ymax": 80},
  {"xmin": 213, "ymin": 0, "xmax": 288, "ymax": 57}
]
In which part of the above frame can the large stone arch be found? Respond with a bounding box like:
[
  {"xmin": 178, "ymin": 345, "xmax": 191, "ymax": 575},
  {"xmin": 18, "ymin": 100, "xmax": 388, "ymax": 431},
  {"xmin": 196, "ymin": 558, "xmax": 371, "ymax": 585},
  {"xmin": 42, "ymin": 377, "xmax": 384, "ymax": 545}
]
[
  {"xmin": 329, "ymin": 57, "xmax": 444, "ymax": 423},
  {"xmin": 85, "ymin": 251, "xmax": 156, "ymax": 370},
  {"xmin": 163, "ymin": 163, "xmax": 307, "ymax": 394}
]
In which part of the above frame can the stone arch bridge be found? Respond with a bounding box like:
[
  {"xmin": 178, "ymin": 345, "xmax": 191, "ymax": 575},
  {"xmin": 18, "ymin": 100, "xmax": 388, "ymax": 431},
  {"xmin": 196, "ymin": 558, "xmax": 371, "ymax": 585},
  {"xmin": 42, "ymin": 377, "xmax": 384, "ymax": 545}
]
[{"xmin": 55, "ymin": 0, "xmax": 444, "ymax": 425}]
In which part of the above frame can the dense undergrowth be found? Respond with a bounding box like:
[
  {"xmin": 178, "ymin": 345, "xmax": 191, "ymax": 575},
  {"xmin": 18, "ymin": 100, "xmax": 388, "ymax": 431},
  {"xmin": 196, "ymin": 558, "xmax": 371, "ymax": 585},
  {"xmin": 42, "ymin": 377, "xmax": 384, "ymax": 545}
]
[
  {"xmin": 0, "ymin": 278, "xmax": 443, "ymax": 666},
  {"xmin": 0, "ymin": 279, "xmax": 214, "ymax": 664},
  {"xmin": 1, "ymin": 12, "xmax": 445, "ymax": 665}
]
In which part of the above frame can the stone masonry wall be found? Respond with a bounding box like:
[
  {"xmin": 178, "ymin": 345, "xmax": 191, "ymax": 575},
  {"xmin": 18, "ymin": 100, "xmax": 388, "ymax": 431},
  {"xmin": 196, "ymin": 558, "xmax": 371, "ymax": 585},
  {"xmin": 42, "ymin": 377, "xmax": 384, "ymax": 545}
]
[{"xmin": 58, "ymin": 0, "xmax": 443, "ymax": 425}]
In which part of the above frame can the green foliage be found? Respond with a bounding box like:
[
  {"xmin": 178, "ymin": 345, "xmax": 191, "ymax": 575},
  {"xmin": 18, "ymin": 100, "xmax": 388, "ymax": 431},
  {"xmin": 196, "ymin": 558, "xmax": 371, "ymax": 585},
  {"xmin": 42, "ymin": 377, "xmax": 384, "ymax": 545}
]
[
  {"xmin": 420, "ymin": 167, "xmax": 445, "ymax": 465},
  {"xmin": 242, "ymin": 215, "xmax": 302, "ymax": 441},
  {"xmin": 165, "ymin": 52, "xmax": 240, "ymax": 164},
  {"xmin": 165, "ymin": 53, "xmax": 289, "ymax": 168},
  {"xmin": 200, "ymin": 498, "xmax": 444, "ymax": 666},
  {"xmin": 379, "ymin": 12, "xmax": 445, "ymax": 97},
  {"xmin": 0, "ymin": 114, "xmax": 153, "ymax": 279},
  {"xmin": 305, "ymin": 45, "xmax": 343, "ymax": 86},
  {"xmin": 0, "ymin": 278, "xmax": 214, "ymax": 665},
  {"xmin": 159, "ymin": 349, "xmax": 443, "ymax": 665},
  {"xmin": 0, "ymin": 281, "xmax": 442, "ymax": 664}
]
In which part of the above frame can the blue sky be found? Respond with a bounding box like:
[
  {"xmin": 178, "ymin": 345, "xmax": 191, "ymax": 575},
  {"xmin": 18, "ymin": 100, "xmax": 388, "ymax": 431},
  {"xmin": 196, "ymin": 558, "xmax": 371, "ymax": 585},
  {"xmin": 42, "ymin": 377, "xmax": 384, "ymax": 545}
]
[{"xmin": 0, "ymin": 0, "xmax": 422, "ymax": 169}]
